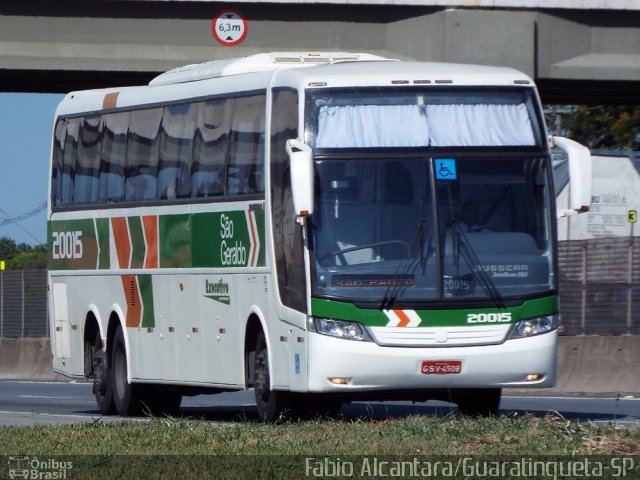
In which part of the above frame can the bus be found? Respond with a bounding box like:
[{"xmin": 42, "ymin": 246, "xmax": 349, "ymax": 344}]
[{"xmin": 48, "ymin": 52, "xmax": 591, "ymax": 420}]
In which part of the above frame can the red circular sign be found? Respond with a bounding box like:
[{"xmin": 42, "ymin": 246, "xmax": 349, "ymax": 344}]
[{"xmin": 211, "ymin": 10, "xmax": 248, "ymax": 46}]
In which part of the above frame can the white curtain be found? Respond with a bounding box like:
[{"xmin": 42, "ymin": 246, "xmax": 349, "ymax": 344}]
[
  {"xmin": 426, "ymin": 103, "xmax": 535, "ymax": 146},
  {"xmin": 316, "ymin": 105, "xmax": 430, "ymax": 148},
  {"xmin": 315, "ymin": 103, "xmax": 536, "ymax": 148}
]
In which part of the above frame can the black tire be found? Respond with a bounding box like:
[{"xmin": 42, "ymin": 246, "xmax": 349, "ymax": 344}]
[
  {"xmin": 455, "ymin": 388, "xmax": 502, "ymax": 417},
  {"xmin": 91, "ymin": 331, "xmax": 116, "ymax": 415},
  {"xmin": 111, "ymin": 326, "xmax": 143, "ymax": 416},
  {"xmin": 254, "ymin": 331, "xmax": 295, "ymax": 422}
]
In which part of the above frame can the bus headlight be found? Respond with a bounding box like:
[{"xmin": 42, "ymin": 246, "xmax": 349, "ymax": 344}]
[
  {"xmin": 508, "ymin": 315, "xmax": 557, "ymax": 339},
  {"xmin": 309, "ymin": 318, "xmax": 372, "ymax": 342}
]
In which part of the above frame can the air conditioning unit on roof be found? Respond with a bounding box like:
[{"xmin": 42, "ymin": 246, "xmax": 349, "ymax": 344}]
[{"xmin": 149, "ymin": 52, "xmax": 392, "ymax": 86}]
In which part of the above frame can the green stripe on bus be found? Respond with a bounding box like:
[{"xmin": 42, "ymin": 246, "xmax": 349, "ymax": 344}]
[
  {"xmin": 159, "ymin": 214, "xmax": 192, "ymax": 268},
  {"xmin": 48, "ymin": 218, "xmax": 98, "ymax": 270},
  {"xmin": 138, "ymin": 274, "xmax": 155, "ymax": 328},
  {"xmin": 49, "ymin": 208, "xmax": 265, "ymax": 270},
  {"xmin": 128, "ymin": 216, "xmax": 145, "ymax": 269},
  {"xmin": 310, "ymin": 295, "xmax": 558, "ymax": 327},
  {"xmin": 96, "ymin": 218, "xmax": 110, "ymax": 269}
]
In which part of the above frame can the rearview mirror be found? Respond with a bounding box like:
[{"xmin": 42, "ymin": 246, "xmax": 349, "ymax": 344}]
[
  {"xmin": 551, "ymin": 136, "xmax": 592, "ymax": 218},
  {"xmin": 286, "ymin": 139, "xmax": 314, "ymax": 218}
]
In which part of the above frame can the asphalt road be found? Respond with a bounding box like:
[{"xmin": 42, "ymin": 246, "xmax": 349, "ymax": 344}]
[{"xmin": 0, "ymin": 380, "xmax": 638, "ymax": 428}]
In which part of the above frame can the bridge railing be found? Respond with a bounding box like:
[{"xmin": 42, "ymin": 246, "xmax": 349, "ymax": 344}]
[
  {"xmin": 1, "ymin": 248, "xmax": 639, "ymax": 338},
  {"xmin": 559, "ymin": 237, "xmax": 640, "ymax": 335},
  {"xmin": 0, "ymin": 270, "xmax": 47, "ymax": 338}
]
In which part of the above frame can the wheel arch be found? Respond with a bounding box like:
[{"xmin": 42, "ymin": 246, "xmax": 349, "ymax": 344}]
[
  {"xmin": 243, "ymin": 307, "xmax": 268, "ymax": 389},
  {"xmin": 82, "ymin": 305, "xmax": 103, "ymax": 345},
  {"xmin": 82, "ymin": 307, "xmax": 102, "ymax": 378}
]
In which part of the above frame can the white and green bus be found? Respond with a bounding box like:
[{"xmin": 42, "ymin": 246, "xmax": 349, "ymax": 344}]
[{"xmin": 48, "ymin": 52, "xmax": 590, "ymax": 420}]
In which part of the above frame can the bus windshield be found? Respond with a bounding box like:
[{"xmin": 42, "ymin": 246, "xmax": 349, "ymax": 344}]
[
  {"xmin": 305, "ymin": 87, "xmax": 544, "ymax": 149},
  {"xmin": 309, "ymin": 155, "xmax": 554, "ymax": 305}
]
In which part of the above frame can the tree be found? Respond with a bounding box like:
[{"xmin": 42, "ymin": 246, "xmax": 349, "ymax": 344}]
[
  {"xmin": 0, "ymin": 237, "xmax": 19, "ymax": 262},
  {"xmin": 548, "ymin": 105, "xmax": 640, "ymax": 150},
  {"xmin": 0, "ymin": 236, "xmax": 47, "ymax": 270}
]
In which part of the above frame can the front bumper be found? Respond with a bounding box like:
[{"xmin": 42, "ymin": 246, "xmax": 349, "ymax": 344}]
[{"xmin": 306, "ymin": 329, "xmax": 557, "ymax": 393}]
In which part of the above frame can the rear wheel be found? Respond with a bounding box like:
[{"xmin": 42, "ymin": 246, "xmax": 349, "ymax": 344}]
[
  {"xmin": 89, "ymin": 331, "xmax": 115, "ymax": 415},
  {"xmin": 454, "ymin": 388, "xmax": 502, "ymax": 417},
  {"xmin": 254, "ymin": 331, "xmax": 295, "ymax": 422},
  {"xmin": 111, "ymin": 326, "xmax": 143, "ymax": 416}
]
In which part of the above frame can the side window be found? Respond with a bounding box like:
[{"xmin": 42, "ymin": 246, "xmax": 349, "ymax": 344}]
[
  {"xmin": 99, "ymin": 112, "xmax": 130, "ymax": 203},
  {"xmin": 191, "ymin": 99, "xmax": 229, "ymax": 198},
  {"xmin": 51, "ymin": 120, "xmax": 65, "ymax": 206},
  {"xmin": 126, "ymin": 108, "xmax": 162, "ymax": 202},
  {"xmin": 75, "ymin": 116, "xmax": 102, "ymax": 205},
  {"xmin": 227, "ymin": 95, "xmax": 266, "ymax": 195},
  {"xmin": 158, "ymin": 103, "xmax": 196, "ymax": 199},
  {"xmin": 51, "ymin": 93, "xmax": 268, "ymax": 209},
  {"xmin": 53, "ymin": 118, "xmax": 80, "ymax": 206},
  {"xmin": 270, "ymin": 89, "xmax": 304, "ymax": 311}
]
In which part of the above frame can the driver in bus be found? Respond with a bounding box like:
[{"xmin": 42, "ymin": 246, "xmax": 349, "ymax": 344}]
[{"xmin": 454, "ymin": 201, "xmax": 484, "ymax": 233}]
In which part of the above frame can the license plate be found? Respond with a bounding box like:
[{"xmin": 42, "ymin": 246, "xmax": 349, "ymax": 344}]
[{"xmin": 421, "ymin": 360, "xmax": 462, "ymax": 375}]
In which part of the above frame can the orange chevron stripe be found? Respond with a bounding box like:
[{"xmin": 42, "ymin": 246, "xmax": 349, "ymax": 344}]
[
  {"xmin": 394, "ymin": 310, "xmax": 412, "ymax": 328},
  {"xmin": 121, "ymin": 275, "xmax": 142, "ymax": 328},
  {"xmin": 142, "ymin": 215, "xmax": 158, "ymax": 269},
  {"xmin": 111, "ymin": 217, "xmax": 131, "ymax": 269},
  {"xmin": 248, "ymin": 210, "xmax": 257, "ymax": 267}
]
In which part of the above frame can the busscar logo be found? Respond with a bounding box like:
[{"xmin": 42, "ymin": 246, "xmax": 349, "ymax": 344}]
[
  {"xmin": 474, "ymin": 264, "xmax": 528, "ymax": 278},
  {"xmin": 8, "ymin": 457, "xmax": 73, "ymax": 479}
]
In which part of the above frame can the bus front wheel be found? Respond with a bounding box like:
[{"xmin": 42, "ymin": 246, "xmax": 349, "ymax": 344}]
[{"xmin": 254, "ymin": 331, "xmax": 295, "ymax": 422}]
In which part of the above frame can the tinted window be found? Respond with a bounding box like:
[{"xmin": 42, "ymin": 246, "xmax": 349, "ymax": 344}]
[
  {"xmin": 191, "ymin": 99, "xmax": 229, "ymax": 197},
  {"xmin": 51, "ymin": 92, "xmax": 267, "ymax": 208},
  {"xmin": 270, "ymin": 89, "xmax": 304, "ymax": 311},
  {"xmin": 75, "ymin": 116, "xmax": 102, "ymax": 205},
  {"xmin": 227, "ymin": 95, "xmax": 265, "ymax": 195},
  {"xmin": 99, "ymin": 112, "xmax": 129, "ymax": 202},
  {"xmin": 126, "ymin": 108, "xmax": 162, "ymax": 202}
]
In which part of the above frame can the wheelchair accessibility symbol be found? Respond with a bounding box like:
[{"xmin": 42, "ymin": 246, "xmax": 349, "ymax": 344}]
[{"xmin": 435, "ymin": 159, "xmax": 457, "ymax": 180}]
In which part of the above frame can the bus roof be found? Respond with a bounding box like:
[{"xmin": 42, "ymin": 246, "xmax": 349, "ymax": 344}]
[{"xmin": 55, "ymin": 53, "xmax": 535, "ymax": 117}]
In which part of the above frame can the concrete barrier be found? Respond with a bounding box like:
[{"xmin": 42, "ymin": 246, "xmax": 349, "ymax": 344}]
[
  {"xmin": 1, "ymin": 336, "xmax": 639, "ymax": 394},
  {"xmin": 0, "ymin": 337, "xmax": 65, "ymax": 381},
  {"xmin": 544, "ymin": 335, "xmax": 640, "ymax": 396}
]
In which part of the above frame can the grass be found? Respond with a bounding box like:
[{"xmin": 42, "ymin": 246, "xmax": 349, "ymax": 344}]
[
  {"xmin": 2, "ymin": 413, "xmax": 639, "ymax": 478},
  {"xmin": 2, "ymin": 412, "xmax": 639, "ymax": 455}
]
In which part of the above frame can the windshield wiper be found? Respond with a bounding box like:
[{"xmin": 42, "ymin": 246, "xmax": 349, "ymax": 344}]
[{"xmin": 378, "ymin": 219, "xmax": 428, "ymax": 310}]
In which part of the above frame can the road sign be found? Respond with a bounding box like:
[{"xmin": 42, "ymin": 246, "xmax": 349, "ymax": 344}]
[
  {"xmin": 629, "ymin": 210, "xmax": 637, "ymax": 224},
  {"xmin": 211, "ymin": 10, "xmax": 248, "ymax": 46}
]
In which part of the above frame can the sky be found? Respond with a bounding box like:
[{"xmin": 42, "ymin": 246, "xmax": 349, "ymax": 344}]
[{"xmin": 0, "ymin": 92, "xmax": 64, "ymax": 246}]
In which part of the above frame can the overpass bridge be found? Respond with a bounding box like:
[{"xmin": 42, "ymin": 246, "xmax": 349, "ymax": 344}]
[{"xmin": 1, "ymin": 0, "xmax": 640, "ymax": 103}]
